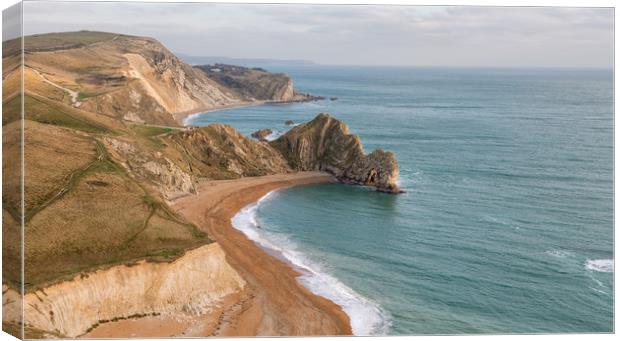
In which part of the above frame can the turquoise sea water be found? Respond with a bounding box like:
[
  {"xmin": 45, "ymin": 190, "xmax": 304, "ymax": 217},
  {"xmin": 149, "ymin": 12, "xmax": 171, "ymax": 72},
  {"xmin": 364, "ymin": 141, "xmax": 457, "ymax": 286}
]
[{"xmin": 187, "ymin": 66, "xmax": 613, "ymax": 335}]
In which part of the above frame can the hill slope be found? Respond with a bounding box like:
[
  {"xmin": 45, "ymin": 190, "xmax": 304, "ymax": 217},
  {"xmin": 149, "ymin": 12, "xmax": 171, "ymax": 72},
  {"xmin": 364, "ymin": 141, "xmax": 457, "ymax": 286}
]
[
  {"xmin": 4, "ymin": 31, "xmax": 314, "ymax": 126},
  {"xmin": 196, "ymin": 63, "xmax": 321, "ymax": 102},
  {"xmin": 2, "ymin": 30, "xmax": 399, "ymax": 338}
]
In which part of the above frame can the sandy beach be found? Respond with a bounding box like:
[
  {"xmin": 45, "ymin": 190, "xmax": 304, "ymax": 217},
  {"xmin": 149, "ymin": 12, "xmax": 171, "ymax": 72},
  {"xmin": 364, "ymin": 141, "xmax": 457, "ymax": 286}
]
[
  {"xmin": 171, "ymin": 172, "xmax": 352, "ymax": 336},
  {"xmin": 175, "ymin": 96, "xmax": 324, "ymax": 126},
  {"xmin": 174, "ymin": 101, "xmax": 265, "ymax": 126},
  {"xmin": 84, "ymin": 172, "xmax": 351, "ymax": 338}
]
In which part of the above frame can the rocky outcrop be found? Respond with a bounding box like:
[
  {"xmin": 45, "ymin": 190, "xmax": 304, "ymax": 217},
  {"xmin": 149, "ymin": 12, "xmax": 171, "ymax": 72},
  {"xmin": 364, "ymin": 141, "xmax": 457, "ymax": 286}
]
[
  {"xmin": 165, "ymin": 125, "xmax": 291, "ymax": 179},
  {"xmin": 103, "ymin": 137, "xmax": 196, "ymax": 198},
  {"xmin": 4, "ymin": 243, "xmax": 245, "ymax": 338},
  {"xmin": 271, "ymin": 113, "xmax": 401, "ymax": 193},
  {"xmin": 195, "ymin": 64, "xmax": 320, "ymax": 103},
  {"xmin": 251, "ymin": 128, "xmax": 273, "ymax": 141}
]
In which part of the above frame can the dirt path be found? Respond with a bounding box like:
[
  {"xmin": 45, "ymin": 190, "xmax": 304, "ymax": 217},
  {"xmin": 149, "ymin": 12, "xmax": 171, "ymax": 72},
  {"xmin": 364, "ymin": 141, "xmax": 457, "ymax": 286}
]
[{"xmin": 29, "ymin": 67, "xmax": 82, "ymax": 107}]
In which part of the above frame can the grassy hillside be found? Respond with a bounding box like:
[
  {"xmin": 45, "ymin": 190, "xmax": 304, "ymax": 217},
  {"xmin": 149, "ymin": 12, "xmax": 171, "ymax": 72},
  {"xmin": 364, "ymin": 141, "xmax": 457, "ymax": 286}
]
[
  {"xmin": 5, "ymin": 31, "xmax": 234, "ymax": 126},
  {"xmin": 2, "ymin": 32, "xmax": 221, "ymax": 290},
  {"xmin": 1, "ymin": 30, "xmax": 327, "ymax": 291}
]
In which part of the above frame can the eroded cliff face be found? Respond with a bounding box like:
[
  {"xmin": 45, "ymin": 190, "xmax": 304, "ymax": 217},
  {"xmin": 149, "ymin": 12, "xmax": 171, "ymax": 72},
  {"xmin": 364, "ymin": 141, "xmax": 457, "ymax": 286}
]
[
  {"xmin": 102, "ymin": 137, "xmax": 197, "ymax": 199},
  {"xmin": 79, "ymin": 36, "xmax": 242, "ymax": 124},
  {"xmin": 3, "ymin": 243, "xmax": 245, "ymax": 338},
  {"xmin": 271, "ymin": 113, "xmax": 401, "ymax": 193},
  {"xmin": 164, "ymin": 125, "xmax": 292, "ymax": 179},
  {"xmin": 195, "ymin": 64, "xmax": 318, "ymax": 103},
  {"xmin": 9, "ymin": 31, "xmax": 317, "ymax": 126}
]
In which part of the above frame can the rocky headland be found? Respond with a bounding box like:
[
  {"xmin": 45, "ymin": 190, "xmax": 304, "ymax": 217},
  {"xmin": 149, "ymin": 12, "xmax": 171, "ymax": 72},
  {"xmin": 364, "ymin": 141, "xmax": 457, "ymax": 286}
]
[
  {"xmin": 271, "ymin": 113, "xmax": 401, "ymax": 193},
  {"xmin": 196, "ymin": 63, "xmax": 323, "ymax": 104},
  {"xmin": 2, "ymin": 30, "xmax": 400, "ymax": 338}
]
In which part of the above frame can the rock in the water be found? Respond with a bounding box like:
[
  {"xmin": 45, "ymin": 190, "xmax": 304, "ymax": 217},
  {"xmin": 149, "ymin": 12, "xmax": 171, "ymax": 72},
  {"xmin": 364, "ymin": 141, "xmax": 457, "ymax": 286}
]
[
  {"xmin": 285, "ymin": 120, "xmax": 295, "ymax": 126},
  {"xmin": 251, "ymin": 128, "xmax": 273, "ymax": 141},
  {"xmin": 330, "ymin": 97, "xmax": 338, "ymax": 101},
  {"xmin": 271, "ymin": 113, "xmax": 401, "ymax": 193}
]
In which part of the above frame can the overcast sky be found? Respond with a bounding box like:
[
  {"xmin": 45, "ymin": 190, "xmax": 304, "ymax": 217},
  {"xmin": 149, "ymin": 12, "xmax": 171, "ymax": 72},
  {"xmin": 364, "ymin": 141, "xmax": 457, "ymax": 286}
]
[{"xmin": 12, "ymin": 1, "xmax": 614, "ymax": 67}]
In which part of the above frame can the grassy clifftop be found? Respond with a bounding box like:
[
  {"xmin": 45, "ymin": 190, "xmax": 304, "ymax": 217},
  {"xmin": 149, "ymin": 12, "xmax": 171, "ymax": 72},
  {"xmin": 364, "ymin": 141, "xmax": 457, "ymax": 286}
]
[
  {"xmin": 196, "ymin": 63, "xmax": 320, "ymax": 102},
  {"xmin": 2, "ymin": 30, "xmax": 398, "ymax": 294},
  {"xmin": 3, "ymin": 30, "xmax": 316, "ymax": 127}
]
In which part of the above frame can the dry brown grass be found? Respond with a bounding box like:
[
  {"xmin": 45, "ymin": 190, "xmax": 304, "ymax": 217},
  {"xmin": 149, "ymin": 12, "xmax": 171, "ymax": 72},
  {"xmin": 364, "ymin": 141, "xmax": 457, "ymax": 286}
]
[
  {"xmin": 23, "ymin": 68, "xmax": 71, "ymax": 104},
  {"xmin": 2, "ymin": 120, "xmax": 22, "ymax": 288},
  {"xmin": 24, "ymin": 151, "xmax": 209, "ymax": 290},
  {"xmin": 2, "ymin": 210, "xmax": 21, "ymax": 288},
  {"xmin": 163, "ymin": 124, "xmax": 291, "ymax": 180},
  {"xmin": 2, "ymin": 67, "xmax": 21, "ymax": 99},
  {"xmin": 2, "ymin": 120, "xmax": 21, "ymax": 220},
  {"xmin": 8, "ymin": 115, "xmax": 209, "ymax": 291},
  {"xmin": 23, "ymin": 120, "xmax": 98, "ymax": 213}
]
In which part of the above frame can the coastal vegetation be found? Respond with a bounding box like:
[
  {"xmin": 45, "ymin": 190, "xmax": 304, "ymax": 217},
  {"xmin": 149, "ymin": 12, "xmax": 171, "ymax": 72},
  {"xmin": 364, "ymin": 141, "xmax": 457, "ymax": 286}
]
[{"xmin": 2, "ymin": 30, "xmax": 399, "ymax": 338}]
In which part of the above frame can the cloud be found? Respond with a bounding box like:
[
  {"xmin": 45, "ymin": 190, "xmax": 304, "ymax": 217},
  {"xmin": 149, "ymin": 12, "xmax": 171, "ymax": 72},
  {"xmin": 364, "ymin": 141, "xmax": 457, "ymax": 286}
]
[
  {"xmin": 3, "ymin": 2, "xmax": 21, "ymax": 41},
  {"xmin": 20, "ymin": 1, "xmax": 613, "ymax": 67}
]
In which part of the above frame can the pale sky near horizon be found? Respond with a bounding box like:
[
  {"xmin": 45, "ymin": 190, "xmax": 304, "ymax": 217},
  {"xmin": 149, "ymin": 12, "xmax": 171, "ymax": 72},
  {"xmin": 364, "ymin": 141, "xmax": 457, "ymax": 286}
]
[{"xmin": 6, "ymin": 1, "xmax": 615, "ymax": 67}]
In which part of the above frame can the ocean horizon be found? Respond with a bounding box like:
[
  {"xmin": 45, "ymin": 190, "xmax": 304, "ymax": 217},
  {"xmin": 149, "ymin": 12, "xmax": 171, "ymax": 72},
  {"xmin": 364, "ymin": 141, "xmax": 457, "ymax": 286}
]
[{"xmin": 186, "ymin": 65, "xmax": 614, "ymax": 335}]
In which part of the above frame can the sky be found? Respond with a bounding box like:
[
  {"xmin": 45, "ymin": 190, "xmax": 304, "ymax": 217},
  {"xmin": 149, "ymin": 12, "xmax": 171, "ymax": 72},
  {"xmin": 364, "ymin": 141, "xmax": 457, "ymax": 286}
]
[{"xmin": 7, "ymin": 1, "xmax": 615, "ymax": 67}]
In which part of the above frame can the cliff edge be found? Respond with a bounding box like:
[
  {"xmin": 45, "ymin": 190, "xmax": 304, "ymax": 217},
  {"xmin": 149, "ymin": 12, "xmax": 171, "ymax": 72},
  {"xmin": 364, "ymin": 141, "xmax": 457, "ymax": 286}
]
[{"xmin": 196, "ymin": 64, "xmax": 321, "ymax": 102}]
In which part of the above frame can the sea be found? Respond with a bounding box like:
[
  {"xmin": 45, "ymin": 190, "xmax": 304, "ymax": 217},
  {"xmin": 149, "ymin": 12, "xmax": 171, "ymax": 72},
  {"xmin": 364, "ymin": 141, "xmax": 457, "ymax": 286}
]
[{"xmin": 186, "ymin": 66, "xmax": 614, "ymax": 335}]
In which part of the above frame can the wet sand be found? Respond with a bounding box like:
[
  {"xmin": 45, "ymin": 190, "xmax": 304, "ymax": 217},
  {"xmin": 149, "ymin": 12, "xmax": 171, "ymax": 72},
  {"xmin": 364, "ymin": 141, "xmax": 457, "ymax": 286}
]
[{"xmin": 169, "ymin": 172, "xmax": 352, "ymax": 336}]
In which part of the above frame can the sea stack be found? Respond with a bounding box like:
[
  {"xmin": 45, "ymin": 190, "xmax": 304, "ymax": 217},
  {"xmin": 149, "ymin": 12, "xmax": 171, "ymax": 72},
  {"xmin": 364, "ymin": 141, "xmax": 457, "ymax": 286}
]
[
  {"xmin": 271, "ymin": 113, "xmax": 401, "ymax": 193},
  {"xmin": 251, "ymin": 128, "xmax": 273, "ymax": 141}
]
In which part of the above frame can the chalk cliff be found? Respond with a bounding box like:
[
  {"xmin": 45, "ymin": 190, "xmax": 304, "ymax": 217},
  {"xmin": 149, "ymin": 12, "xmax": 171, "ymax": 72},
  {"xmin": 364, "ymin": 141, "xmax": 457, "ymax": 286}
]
[{"xmin": 4, "ymin": 244, "xmax": 244, "ymax": 338}]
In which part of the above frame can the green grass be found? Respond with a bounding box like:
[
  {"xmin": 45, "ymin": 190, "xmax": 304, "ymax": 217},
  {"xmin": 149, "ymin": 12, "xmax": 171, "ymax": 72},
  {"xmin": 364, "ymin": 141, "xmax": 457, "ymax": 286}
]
[
  {"xmin": 131, "ymin": 125, "xmax": 173, "ymax": 137},
  {"xmin": 129, "ymin": 124, "xmax": 175, "ymax": 149},
  {"xmin": 146, "ymin": 248, "xmax": 184, "ymax": 260},
  {"xmin": 24, "ymin": 31, "xmax": 119, "ymax": 52},
  {"xmin": 77, "ymin": 91, "xmax": 105, "ymax": 101},
  {"xmin": 24, "ymin": 95, "xmax": 109, "ymax": 133},
  {"xmin": 68, "ymin": 66, "xmax": 102, "ymax": 74}
]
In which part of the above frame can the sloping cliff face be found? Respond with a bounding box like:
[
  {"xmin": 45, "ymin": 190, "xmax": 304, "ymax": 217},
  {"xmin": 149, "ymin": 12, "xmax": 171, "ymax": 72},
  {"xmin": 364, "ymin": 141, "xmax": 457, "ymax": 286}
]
[
  {"xmin": 4, "ymin": 243, "xmax": 245, "ymax": 338},
  {"xmin": 164, "ymin": 125, "xmax": 291, "ymax": 179},
  {"xmin": 195, "ymin": 64, "xmax": 316, "ymax": 102},
  {"xmin": 102, "ymin": 137, "xmax": 197, "ymax": 199},
  {"xmin": 11, "ymin": 31, "xmax": 315, "ymax": 126},
  {"xmin": 271, "ymin": 113, "xmax": 401, "ymax": 193}
]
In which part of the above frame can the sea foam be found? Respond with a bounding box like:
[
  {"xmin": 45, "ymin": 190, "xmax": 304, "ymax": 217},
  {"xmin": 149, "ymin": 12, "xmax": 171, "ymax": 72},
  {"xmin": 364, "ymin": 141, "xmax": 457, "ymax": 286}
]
[
  {"xmin": 265, "ymin": 130, "xmax": 284, "ymax": 141},
  {"xmin": 231, "ymin": 191, "xmax": 392, "ymax": 335},
  {"xmin": 182, "ymin": 112, "xmax": 204, "ymax": 126},
  {"xmin": 545, "ymin": 249, "xmax": 574, "ymax": 258},
  {"xmin": 585, "ymin": 259, "xmax": 614, "ymax": 273}
]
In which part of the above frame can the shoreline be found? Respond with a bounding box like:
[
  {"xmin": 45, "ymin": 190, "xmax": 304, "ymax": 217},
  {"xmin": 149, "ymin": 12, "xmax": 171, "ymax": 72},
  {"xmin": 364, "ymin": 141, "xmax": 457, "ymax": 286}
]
[
  {"xmin": 170, "ymin": 172, "xmax": 353, "ymax": 336},
  {"xmin": 231, "ymin": 190, "xmax": 390, "ymax": 335},
  {"xmin": 176, "ymin": 100, "xmax": 265, "ymax": 126},
  {"xmin": 175, "ymin": 96, "xmax": 325, "ymax": 126}
]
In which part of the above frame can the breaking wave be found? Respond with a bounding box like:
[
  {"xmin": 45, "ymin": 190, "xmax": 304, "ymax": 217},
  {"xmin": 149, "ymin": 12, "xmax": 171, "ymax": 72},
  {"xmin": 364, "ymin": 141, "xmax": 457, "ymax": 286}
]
[{"xmin": 231, "ymin": 191, "xmax": 392, "ymax": 335}]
